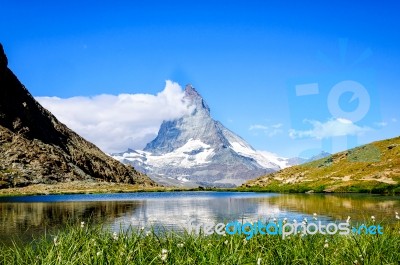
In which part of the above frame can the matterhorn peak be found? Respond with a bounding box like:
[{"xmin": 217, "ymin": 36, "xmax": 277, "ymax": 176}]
[
  {"xmin": 113, "ymin": 83, "xmax": 283, "ymax": 187},
  {"xmin": 183, "ymin": 84, "xmax": 210, "ymax": 114},
  {"xmin": 184, "ymin": 84, "xmax": 197, "ymax": 93}
]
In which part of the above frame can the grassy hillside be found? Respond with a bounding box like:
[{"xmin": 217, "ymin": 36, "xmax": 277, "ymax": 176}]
[{"xmin": 241, "ymin": 136, "xmax": 400, "ymax": 194}]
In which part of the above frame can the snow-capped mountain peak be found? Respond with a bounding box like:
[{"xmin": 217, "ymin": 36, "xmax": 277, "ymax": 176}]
[{"xmin": 113, "ymin": 85, "xmax": 286, "ymax": 187}]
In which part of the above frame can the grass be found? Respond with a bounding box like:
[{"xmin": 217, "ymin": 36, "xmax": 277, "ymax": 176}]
[
  {"xmin": 239, "ymin": 181, "xmax": 400, "ymax": 195},
  {"xmin": 1, "ymin": 220, "xmax": 399, "ymax": 265},
  {"xmin": 243, "ymin": 136, "xmax": 400, "ymax": 194},
  {"xmin": 0, "ymin": 181, "xmax": 243, "ymax": 197},
  {"xmin": 0, "ymin": 181, "xmax": 204, "ymax": 197}
]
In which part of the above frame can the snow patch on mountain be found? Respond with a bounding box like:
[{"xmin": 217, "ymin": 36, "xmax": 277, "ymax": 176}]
[
  {"xmin": 113, "ymin": 139, "xmax": 215, "ymax": 169},
  {"xmin": 112, "ymin": 84, "xmax": 291, "ymax": 187},
  {"xmin": 256, "ymin": 151, "xmax": 292, "ymax": 169},
  {"xmin": 229, "ymin": 142, "xmax": 277, "ymax": 169}
]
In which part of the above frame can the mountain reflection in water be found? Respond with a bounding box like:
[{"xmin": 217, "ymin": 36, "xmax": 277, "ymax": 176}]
[{"xmin": 0, "ymin": 192, "xmax": 399, "ymax": 245}]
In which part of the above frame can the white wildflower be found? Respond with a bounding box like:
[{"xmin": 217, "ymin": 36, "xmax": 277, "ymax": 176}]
[
  {"xmin": 160, "ymin": 249, "xmax": 168, "ymax": 261},
  {"xmin": 313, "ymin": 213, "xmax": 317, "ymax": 221},
  {"xmin": 257, "ymin": 257, "xmax": 262, "ymax": 265},
  {"xmin": 283, "ymin": 218, "xmax": 288, "ymax": 224},
  {"xmin": 160, "ymin": 253, "xmax": 167, "ymax": 261},
  {"xmin": 324, "ymin": 242, "xmax": 329, "ymax": 248},
  {"xmin": 97, "ymin": 251, "xmax": 101, "ymax": 257},
  {"xmin": 346, "ymin": 216, "xmax": 351, "ymax": 223},
  {"xmin": 224, "ymin": 240, "xmax": 228, "ymax": 245},
  {"xmin": 53, "ymin": 236, "xmax": 59, "ymax": 246},
  {"xmin": 113, "ymin": 232, "xmax": 118, "ymax": 240},
  {"xmin": 80, "ymin": 221, "xmax": 85, "ymax": 228},
  {"xmin": 177, "ymin": 243, "xmax": 184, "ymax": 248},
  {"xmin": 371, "ymin": 216, "xmax": 375, "ymax": 221},
  {"xmin": 243, "ymin": 239, "xmax": 248, "ymax": 245}
]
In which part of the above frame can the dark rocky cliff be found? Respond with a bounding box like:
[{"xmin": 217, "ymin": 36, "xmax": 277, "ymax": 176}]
[{"xmin": 0, "ymin": 43, "xmax": 156, "ymax": 188}]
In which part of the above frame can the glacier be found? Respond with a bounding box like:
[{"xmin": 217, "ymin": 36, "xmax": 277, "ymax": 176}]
[{"xmin": 112, "ymin": 85, "xmax": 292, "ymax": 187}]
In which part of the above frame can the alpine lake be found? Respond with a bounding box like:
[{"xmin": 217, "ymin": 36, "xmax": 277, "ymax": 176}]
[{"xmin": 0, "ymin": 191, "xmax": 399, "ymax": 245}]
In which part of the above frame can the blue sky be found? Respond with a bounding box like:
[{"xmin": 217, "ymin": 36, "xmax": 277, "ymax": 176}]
[{"xmin": 1, "ymin": 1, "xmax": 399, "ymax": 157}]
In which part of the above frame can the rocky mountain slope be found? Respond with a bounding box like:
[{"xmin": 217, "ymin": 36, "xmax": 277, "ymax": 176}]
[
  {"xmin": 0, "ymin": 43, "xmax": 155, "ymax": 188},
  {"xmin": 113, "ymin": 85, "xmax": 286, "ymax": 187},
  {"xmin": 242, "ymin": 136, "xmax": 400, "ymax": 193}
]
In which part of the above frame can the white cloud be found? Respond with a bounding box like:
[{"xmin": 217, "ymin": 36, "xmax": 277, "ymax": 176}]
[
  {"xmin": 289, "ymin": 118, "xmax": 371, "ymax": 139},
  {"xmin": 374, "ymin": 121, "xmax": 388, "ymax": 128},
  {"xmin": 249, "ymin": 124, "xmax": 268, "ymax": 130},
  {"xmin": 36, "ymin": 80, "xmax": 192, "ymax": 153},
  {"xmin": 249, "ymin": 123, "xmax": 283, "ymax": 137},
  {"xmin": 392, "ymin": 118, "xmax": 397, "ymax": 123},
  {"xmin": 271, "ymin": 123, "xmax": 283, "ymax": 129}
]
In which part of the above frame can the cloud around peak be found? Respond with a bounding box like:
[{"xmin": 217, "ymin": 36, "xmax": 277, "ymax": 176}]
[{"xmin": 36, "ymin": 80, "xmax": 192, "ymax": 153}]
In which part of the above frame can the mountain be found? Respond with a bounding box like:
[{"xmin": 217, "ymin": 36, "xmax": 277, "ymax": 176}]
[
  {"xmin": 306, "ymin": 151, "xmax": 331, "ymax": 162},
  {"xmin": 242, "ymin": 136, "xmax": 400, "ymax": 193},
  {"xmin": 286, "ymin": 151, "xmax": 331, "ymax": 165},
  {"xmin": 112, "ymin": 85, "xmax": 286, "ymax": 187},
  {"xmin": 0, "ymin": 43, "xmax": 155, "ymax": 189}
]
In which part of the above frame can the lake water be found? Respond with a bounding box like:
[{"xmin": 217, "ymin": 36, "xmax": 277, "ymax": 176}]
[{"xmin": 0, "ymin": 191, "xmax": 399, "ymax": 245}]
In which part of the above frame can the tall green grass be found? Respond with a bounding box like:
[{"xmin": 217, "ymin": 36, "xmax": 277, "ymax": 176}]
[{"xmin": 1, "ymin": 221, "xmax": 399, "ymax": 264}]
